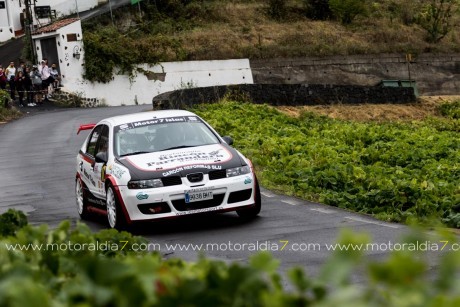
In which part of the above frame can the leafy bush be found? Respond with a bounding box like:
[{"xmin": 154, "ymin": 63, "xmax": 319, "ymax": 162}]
[
  {"xmin": 0, "ymin": 89, "xmax": 9, "ymax": 108},
  {"xmin": 0, "ymin": 89, "xmax": 21, "ymax": 121},
  {"xmin": 328, "ymin": 0, "xmax": 368, "ymax": 24},
  {"xmin": 192, "ymin": 101, "xmax": 460, "ymax": 226},
  {"xmin": 439, "ymin": 100, "xmax": 460, "ymax": 119},
  {"xmin": 0, "ymin": 210, "xmax": 459, "ymax": 306},
  {"xmin": 0, "ymin": 209, "xmax": 28, "ymax": 237},
  {"xmin": 83, "ymin": 26, "xmax": 186, "ymax": 83}
]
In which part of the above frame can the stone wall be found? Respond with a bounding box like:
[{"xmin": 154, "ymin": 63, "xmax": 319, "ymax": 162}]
[
  {"xmin": 52, "ymin": 90, "xmax": 104, "ymax": 108},
  {"xmin": 152, "ymin": 84, "xmax": 416, "ymax": 109},
  {"xmin": 250, "ymin": 53, "xmax": 460, "ymax": 96}
]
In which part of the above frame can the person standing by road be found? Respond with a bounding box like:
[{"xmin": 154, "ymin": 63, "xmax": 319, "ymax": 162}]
[
  {"xmin": 5, "ymin": 62, "xmax": 16, "ymax": 100},
  {"xmin": 23, "ymin": 66, "xmax": 34, "ymax": 106},
  {"xmin": 30, "ymin": 65, "xmax": 42, "ymax": 105},
  {"xmin": 14, "ymin": 71, "xmax": 26, "ymax": 107},
  {"xmin": 40, "ymin": 60, "xmax": 52, "ymax": 102},
  {"xmin": 50, "ymin": 64, "xmax": 61, "ymax": 90},
  {"xmin": 0, "ymin": 67, "xmax": 7, "ymax": 90}
]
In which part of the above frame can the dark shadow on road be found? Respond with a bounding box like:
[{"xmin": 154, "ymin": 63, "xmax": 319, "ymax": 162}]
[{"xmin": 81, "ymin": 211, "xmax": 262, "ymax": 236}]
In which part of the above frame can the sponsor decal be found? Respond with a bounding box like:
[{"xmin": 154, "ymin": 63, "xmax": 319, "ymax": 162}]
[
  {"xmin": 244, "ymin": 177, "xmax": 252, "ymax": 184},
  {"xmin": 175, "ymin": 206, "xmax": 223, "ymax": 216},
  {"xmin": 88, "ymin": 197, "xmax": 105, "ymax": 206},
  {"xmin": 163, "ymin": 164, "xmax": 222, "ymax": 177},
  {"xmin": 110, "ymin": 164, "xmax": 126, "ymax": 179},
  {"xmin": 116, "ymin": 116, "xmax": 201, "ymax": 131},
  {"xmin": 147, "ymin": 147, "xmax": 229, "ymax": 168},
  {"xmin": 136, "ymin": 192, "xmax": 149, "ymax": 200},
  {"xmin": 125, "ymin": 145, "xmax": 233, "ymax": 173},
  {"xmin": 83, "ymin": 169, "xmax": 96, "ymax": 186}
]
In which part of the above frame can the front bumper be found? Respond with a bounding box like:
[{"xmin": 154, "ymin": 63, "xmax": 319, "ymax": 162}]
[{"xmin": 118, "ymin": 173, "xmax": 257, "ymax": 221}]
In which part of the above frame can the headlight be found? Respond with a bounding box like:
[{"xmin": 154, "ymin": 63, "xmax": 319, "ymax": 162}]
[
  {"xmin": 226, "ymin": 166, "xmax": 251, "ymax": 177},
  {"xmin": 128, "ymin": 179, "xmax": 163, "ymax": 189}
]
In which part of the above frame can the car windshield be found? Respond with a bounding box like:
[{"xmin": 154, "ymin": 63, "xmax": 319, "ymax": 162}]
[{"xmin": 113, "ymin": 117, "xmax": 220, "ymax": 157}]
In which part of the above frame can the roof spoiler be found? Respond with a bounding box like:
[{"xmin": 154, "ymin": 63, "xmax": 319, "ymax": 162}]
[{"xmin": 77, "ymin": 124, "xmax": 96, "ymax": 135}]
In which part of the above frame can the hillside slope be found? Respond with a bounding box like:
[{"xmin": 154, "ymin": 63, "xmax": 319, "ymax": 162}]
[{"xmin": 81, "ymin": 0, "xmax": 460, "ymax": 82}]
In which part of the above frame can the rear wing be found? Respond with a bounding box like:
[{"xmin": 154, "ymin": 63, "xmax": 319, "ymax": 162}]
[{"xmin": 77, "ymin": 124, "xmax": 96, "ymax": 135}]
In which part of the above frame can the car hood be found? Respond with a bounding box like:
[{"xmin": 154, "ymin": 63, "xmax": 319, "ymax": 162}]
[{"xmin": 117, "ymin": 144, "xmax": 245, "ymax": 180}]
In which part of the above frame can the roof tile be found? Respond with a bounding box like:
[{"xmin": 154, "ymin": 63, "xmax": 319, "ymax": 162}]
[{"xmin": 32, "ymin": 18, "xmax": 80, "ymax": 35}]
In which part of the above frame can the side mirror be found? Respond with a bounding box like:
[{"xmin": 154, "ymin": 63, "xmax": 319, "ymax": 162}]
[
  {"xmin": 222, "ymin": 136, "xmax": 234, "ymax": 146},
  {"xmin": 95, "ymin": 152, "xmax": 108, "ymax": 163}
]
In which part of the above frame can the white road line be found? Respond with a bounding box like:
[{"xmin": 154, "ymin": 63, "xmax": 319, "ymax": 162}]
[
  {"xmin": 345, "ymin": 216, "xmax": 400, "ymax": 229},
  {"xmin": 260, "ymin": 191, "xmax": 275, "ymax": 198},
  {"xmin": 281, "ymin": 199, "xmax": 300, "ymax": 206},
  {"xmin": 310, "ymin": 208, "xmax": 335, "ymax": 214}
]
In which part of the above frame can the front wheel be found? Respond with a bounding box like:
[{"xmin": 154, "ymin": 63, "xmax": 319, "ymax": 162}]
[
  {"xmin": 76, "ymin": 178, "xmax": 90, "ymax": 219},
  {"xmin": 236, "ymin": 181, "xmax": 261, "ymax": 219},
  {"xmin": 106, "ymin": 185, "xmax": 127, "ymax": 230}
]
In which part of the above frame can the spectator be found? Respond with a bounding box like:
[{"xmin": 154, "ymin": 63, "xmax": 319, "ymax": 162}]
[
  {"xmin": 30, "ymin": 66, "xmax": 42, "ymax": 105},
  {"xmin": 0, "ymin": 68, "xmax": 7, "ymax": 90},
  {"xmin": 17, "ymin": 61, "xmax": 26, "ymax": 74},
  {"xmin": 5, "ymin": 62, "xmax": 16, "ymax": 100},
  {"xmin": 15, "ymin": 71, "xmax": 26, "ymax": 107},
  {"xmin": 23, "ymin": 66, "xmax": 34, "ymax": 106},
  {"xmin": 50, "ymin": 64, "xmax": 61, "ymax": 89},
  {"xmin": 40, "ymin": 60, "xmax": 53, "ymax": 102}
]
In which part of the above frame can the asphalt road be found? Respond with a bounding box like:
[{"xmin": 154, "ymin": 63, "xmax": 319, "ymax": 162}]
[
  {"xmin": 0, "ymin": 106, "xmax": 444, "ymax": 284},
  {"xmin": 79, "ymin": 0, "xmax": 132, "ymax": 20}
]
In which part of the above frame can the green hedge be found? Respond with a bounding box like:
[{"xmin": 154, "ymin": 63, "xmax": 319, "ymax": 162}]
[
  {"xmin": 192, "ymin": 101, "xmax": 460, "ymax": 227},
  {"xmin": 0, "ymin": 209, "xmax": 459, "ymax": 306}
]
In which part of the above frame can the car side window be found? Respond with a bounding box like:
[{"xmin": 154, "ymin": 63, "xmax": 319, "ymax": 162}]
[
  {"xmin": 95, "ymin": 125, "xmax": 109, "ymax": 157},
  {"xmin": 86, "ymin": 125, "xmax": 103, "ymax": 157}
]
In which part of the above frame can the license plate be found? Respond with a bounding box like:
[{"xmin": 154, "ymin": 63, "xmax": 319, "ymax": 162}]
[{"xmin": 185, "ymin": 190, "xmax": 213, "ymax": 203}]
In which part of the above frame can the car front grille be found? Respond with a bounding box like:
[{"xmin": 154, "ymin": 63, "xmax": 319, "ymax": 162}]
[
  {"xmin": 228, "ymin": 189, "xmax": 252, "ymax": 204},
  {"xmin": 209, "ymin": 169, "xmax": 226, "ymax": 180},
  {"xmin": 161, "ymin": 176, "xmax": 182, "ymax": 186},
  {"xmin": 171, "ymin": 194, "xmax": 225, "ymax": 211}
]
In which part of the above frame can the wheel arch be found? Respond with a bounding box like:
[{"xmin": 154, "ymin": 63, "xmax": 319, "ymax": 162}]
[{"xmin": 105, "ymin": 175, "xmax": 132, "ymax": 224}]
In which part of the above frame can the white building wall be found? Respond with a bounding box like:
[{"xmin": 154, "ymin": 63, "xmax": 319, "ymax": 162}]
[
  {"xmin": 0, "ymin": 0, "xmax": 14, "ymax": 42},
  {"xmin": 1, "ymin": 0, "xmax": 97, "ymax": 43},
  {"xmin": 35, "ymin": 0, "xmax": 98, "ymax": 17},
  {"xmin": 64, "ymin": 59, "xmax": 254, "ymax": 106},
  {"xmin": 0, "ymin": 0, "xmax": 22, "ymax": 42},
  {"xmin": 33, "ymin": 20, "xmax": 83, "ymax": 79}
]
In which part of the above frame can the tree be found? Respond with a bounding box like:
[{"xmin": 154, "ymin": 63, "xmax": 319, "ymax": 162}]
[
  {"xmin": 416, "ymin": 0, "xmax": 459, "ymax": 43},
  {"xmin": 328, "ymin": 0, "xmax": 368, "ymax": 24}
]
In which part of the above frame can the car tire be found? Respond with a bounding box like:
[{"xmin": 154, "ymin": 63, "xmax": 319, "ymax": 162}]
[
  {"xmin": 106, "ymin": 184, "xmax": 128, "ymax": 230},
  {"xmin": 236, "ymin": 180, "xmax": 261, "ymax": 219},
  {"xmin": 76, "ymin": 177, "xmax": 91, "ymax": 220}
]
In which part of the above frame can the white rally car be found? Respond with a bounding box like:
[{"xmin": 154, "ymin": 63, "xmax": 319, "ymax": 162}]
[{"xmin": 76, "ymin": 110, "xmax": 261, "ymax": 229}]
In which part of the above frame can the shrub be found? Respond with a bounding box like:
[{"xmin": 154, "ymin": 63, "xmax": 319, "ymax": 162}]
[
  {"xmin": 0, "ymin": 210, "xmax": 459, "ymax": 306},
  {"xmin": 0, "ymin": 209, "xmax": 28, "ymax": 237},
  {"xmin": 439, "ymin": 100, "xmax": 460, "ymax": 119},
  {"xmin": 303, "ymin": 0, "xmax": 332, "ymax": 20},
  {"xmin": 0, "ymin": 89, "xmax": 10, "ymax": 108},
  {"xmin": 266, "ymin": 0, "xmax": 288, "ymax": 20},
  {"xmin": 328, "ymin": 0, "xmax": 368, "ymax": 24}
]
